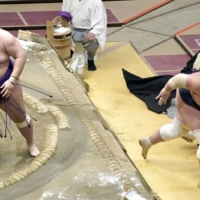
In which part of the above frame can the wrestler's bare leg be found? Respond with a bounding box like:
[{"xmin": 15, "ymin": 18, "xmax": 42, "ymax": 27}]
[
  {"xmin": 176, "ymin": 91, "xmax": 200, "ymax": 186},
  {"xmin": 139, "ymin": 109, "xmax": 185, "ymax": 159},
  {"xmin": 17, "ymin": 119, "xmax": 40, "ymax": 157},
  {"xmin": 139, "ymin": 130, "xmax": 164, "ymax": 159},
  {"xmin": 139, "ymin": 91, "xmax": 183, "ymax": 159},
  {"xmin": 139, "ymin": 89, "xmax": 200, "ymax": 160},
  {"xmin": 0, "ymin": 81, "xmax": 40, "ymax": 156},
  {"xmin": 176, "ymin": 91, "xmax": 200, "ymax": 131}
]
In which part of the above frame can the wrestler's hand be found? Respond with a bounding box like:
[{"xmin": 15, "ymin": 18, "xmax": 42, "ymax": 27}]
[
  {"xmin": 155, "ymin": 88, "xmax": 170, "ymax": 105},
  {"xmin": 86, "ymin": 32, "xmax": 95, "ymax": 42},
  {"xmin": 0, "ymin": 80, "xmax": 15, "ymax": 98}
]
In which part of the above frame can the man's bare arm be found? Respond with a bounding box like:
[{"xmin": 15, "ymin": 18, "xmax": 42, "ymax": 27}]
[{"xmin": 3, "ymin": 31, "xmax": 26, "ymax": 79}]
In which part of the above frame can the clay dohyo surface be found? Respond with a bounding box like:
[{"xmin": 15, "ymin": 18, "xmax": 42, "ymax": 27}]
[{"xmin": 0, "ymin": 37, "xmax": 153, "ymax": 200}]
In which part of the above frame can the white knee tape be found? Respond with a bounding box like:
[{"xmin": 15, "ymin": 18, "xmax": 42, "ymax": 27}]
[
  {"xmin": 168, "ymin": 74, "xmax": 187, "ymax": 89},
  {"xmin": 193, "ymin": 129, "xmax": 200, "ymax": 159},
  {"xmin": 15, "ymin": 114, "xmax": 31, "ymax": 128},
  {"xmin": 160, "ymin": 118, "xmax": 189, "ymax": 141}
]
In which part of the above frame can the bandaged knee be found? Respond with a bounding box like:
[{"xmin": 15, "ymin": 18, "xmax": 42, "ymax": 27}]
[
  {"xmin": 168, "ymin": 74, "xmax": 187, "ymax": 89},
  {"xmin": 15, "ymin": 114, "xmax": 31, "ymax": 128},
  {"xmin": 193, "ymin": 129, "xmax": 200, "ymax": 159},
  {"xmin": 160, "ymin": 118, "xmax": 189, "ymax": 141}
]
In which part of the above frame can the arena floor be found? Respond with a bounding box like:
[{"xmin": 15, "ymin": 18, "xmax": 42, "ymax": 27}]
[{"xmin": 0, "ymin": 1, "xmax": 200, "ymax": 200}]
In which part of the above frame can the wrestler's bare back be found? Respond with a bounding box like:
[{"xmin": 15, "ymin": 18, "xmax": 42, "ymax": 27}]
[
  {"xmin": 185, "ymin": 72, "xmax": 200, "ymax": 106},
  {"xmin": 175, "ymin": 72, "xmax": 200, "ymax": 130}
]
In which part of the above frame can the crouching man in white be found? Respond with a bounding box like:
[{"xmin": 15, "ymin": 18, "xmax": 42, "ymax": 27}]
[
  {"xmin": 62, "ymin": 0, "xmax": 107, "ymax": 71},
  {"xmin": 139, "ymin": 72, "xmax": 200, "ymax": 186}
]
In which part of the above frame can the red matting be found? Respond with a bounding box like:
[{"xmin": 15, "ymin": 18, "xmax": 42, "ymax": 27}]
[
  {"xmin": 179, "ymin": 34, "xmax": 200, "ymax": 54},
  {"xmin": 20, "ymin": 11, "xmax": 59, "ymax": 25},
  {"xmin": 20, "ymin": 9, "xmax": 118, "ymax": 25},
  {"xmin": 106, "ymin": 9, "xmax": 119, "ymax": 23},
  {"xmin": 144, "ymin": 54, "xmax": 191, "ymax": 75},
  {"xmin": 0, "ymin": 12, "xmax": 24, "ymax": 26},
  {"xmin": 174, "ymin": 22, "xmax": 200, "ymax": 56}
]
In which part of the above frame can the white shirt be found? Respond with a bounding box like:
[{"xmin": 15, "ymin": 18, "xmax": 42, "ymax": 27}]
[{"xmin": 62, "ymin": 0, "xmax": 107, "ymax": 50}]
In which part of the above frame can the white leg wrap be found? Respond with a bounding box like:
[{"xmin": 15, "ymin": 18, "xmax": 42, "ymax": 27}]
[
  {"xmin": 193, "ymin": 129, "xmax": 200, "ymax": 159},
  {"xmin": 141, "ymin": 137, "xmax": 152, "ymax": 147},
  {"xmin": 160, "ymin": 118, "xmax": 189, "ymax": 141},
  {"xmin": 186, "ymin": 131, "xmax": 196, "ymax": 140},
  {"xmin": 15, "ymin": 114, "xmax": 31, "ymax": 128}
]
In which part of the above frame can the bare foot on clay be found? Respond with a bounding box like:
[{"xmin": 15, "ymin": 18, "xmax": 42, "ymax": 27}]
[
  {"xmin": 139, "ymin": 139, "xmax": 150, "ymax": 160},
  {"xmin": 28, "ymin": 143, "xmax": 40, "ymax": 157}
]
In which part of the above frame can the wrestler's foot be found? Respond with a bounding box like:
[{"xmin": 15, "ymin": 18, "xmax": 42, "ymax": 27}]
[
  {"xmin": 181, "ymin": 136, "xmax": 194, "ymax": 143},
  {"xmin": 28, "ymin": 143, "xmax": 40, "ymax": 157},
  {"xmin": 139, "ymin": 138, "xmax": 152, "ymax": 160},
  {"xmin": 181, "ymin": 131, "xmax": 195, "ymax": 143},
  {"xmin": 88, "ymin": 60, "xmax": 97, "ymax": 71}
]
